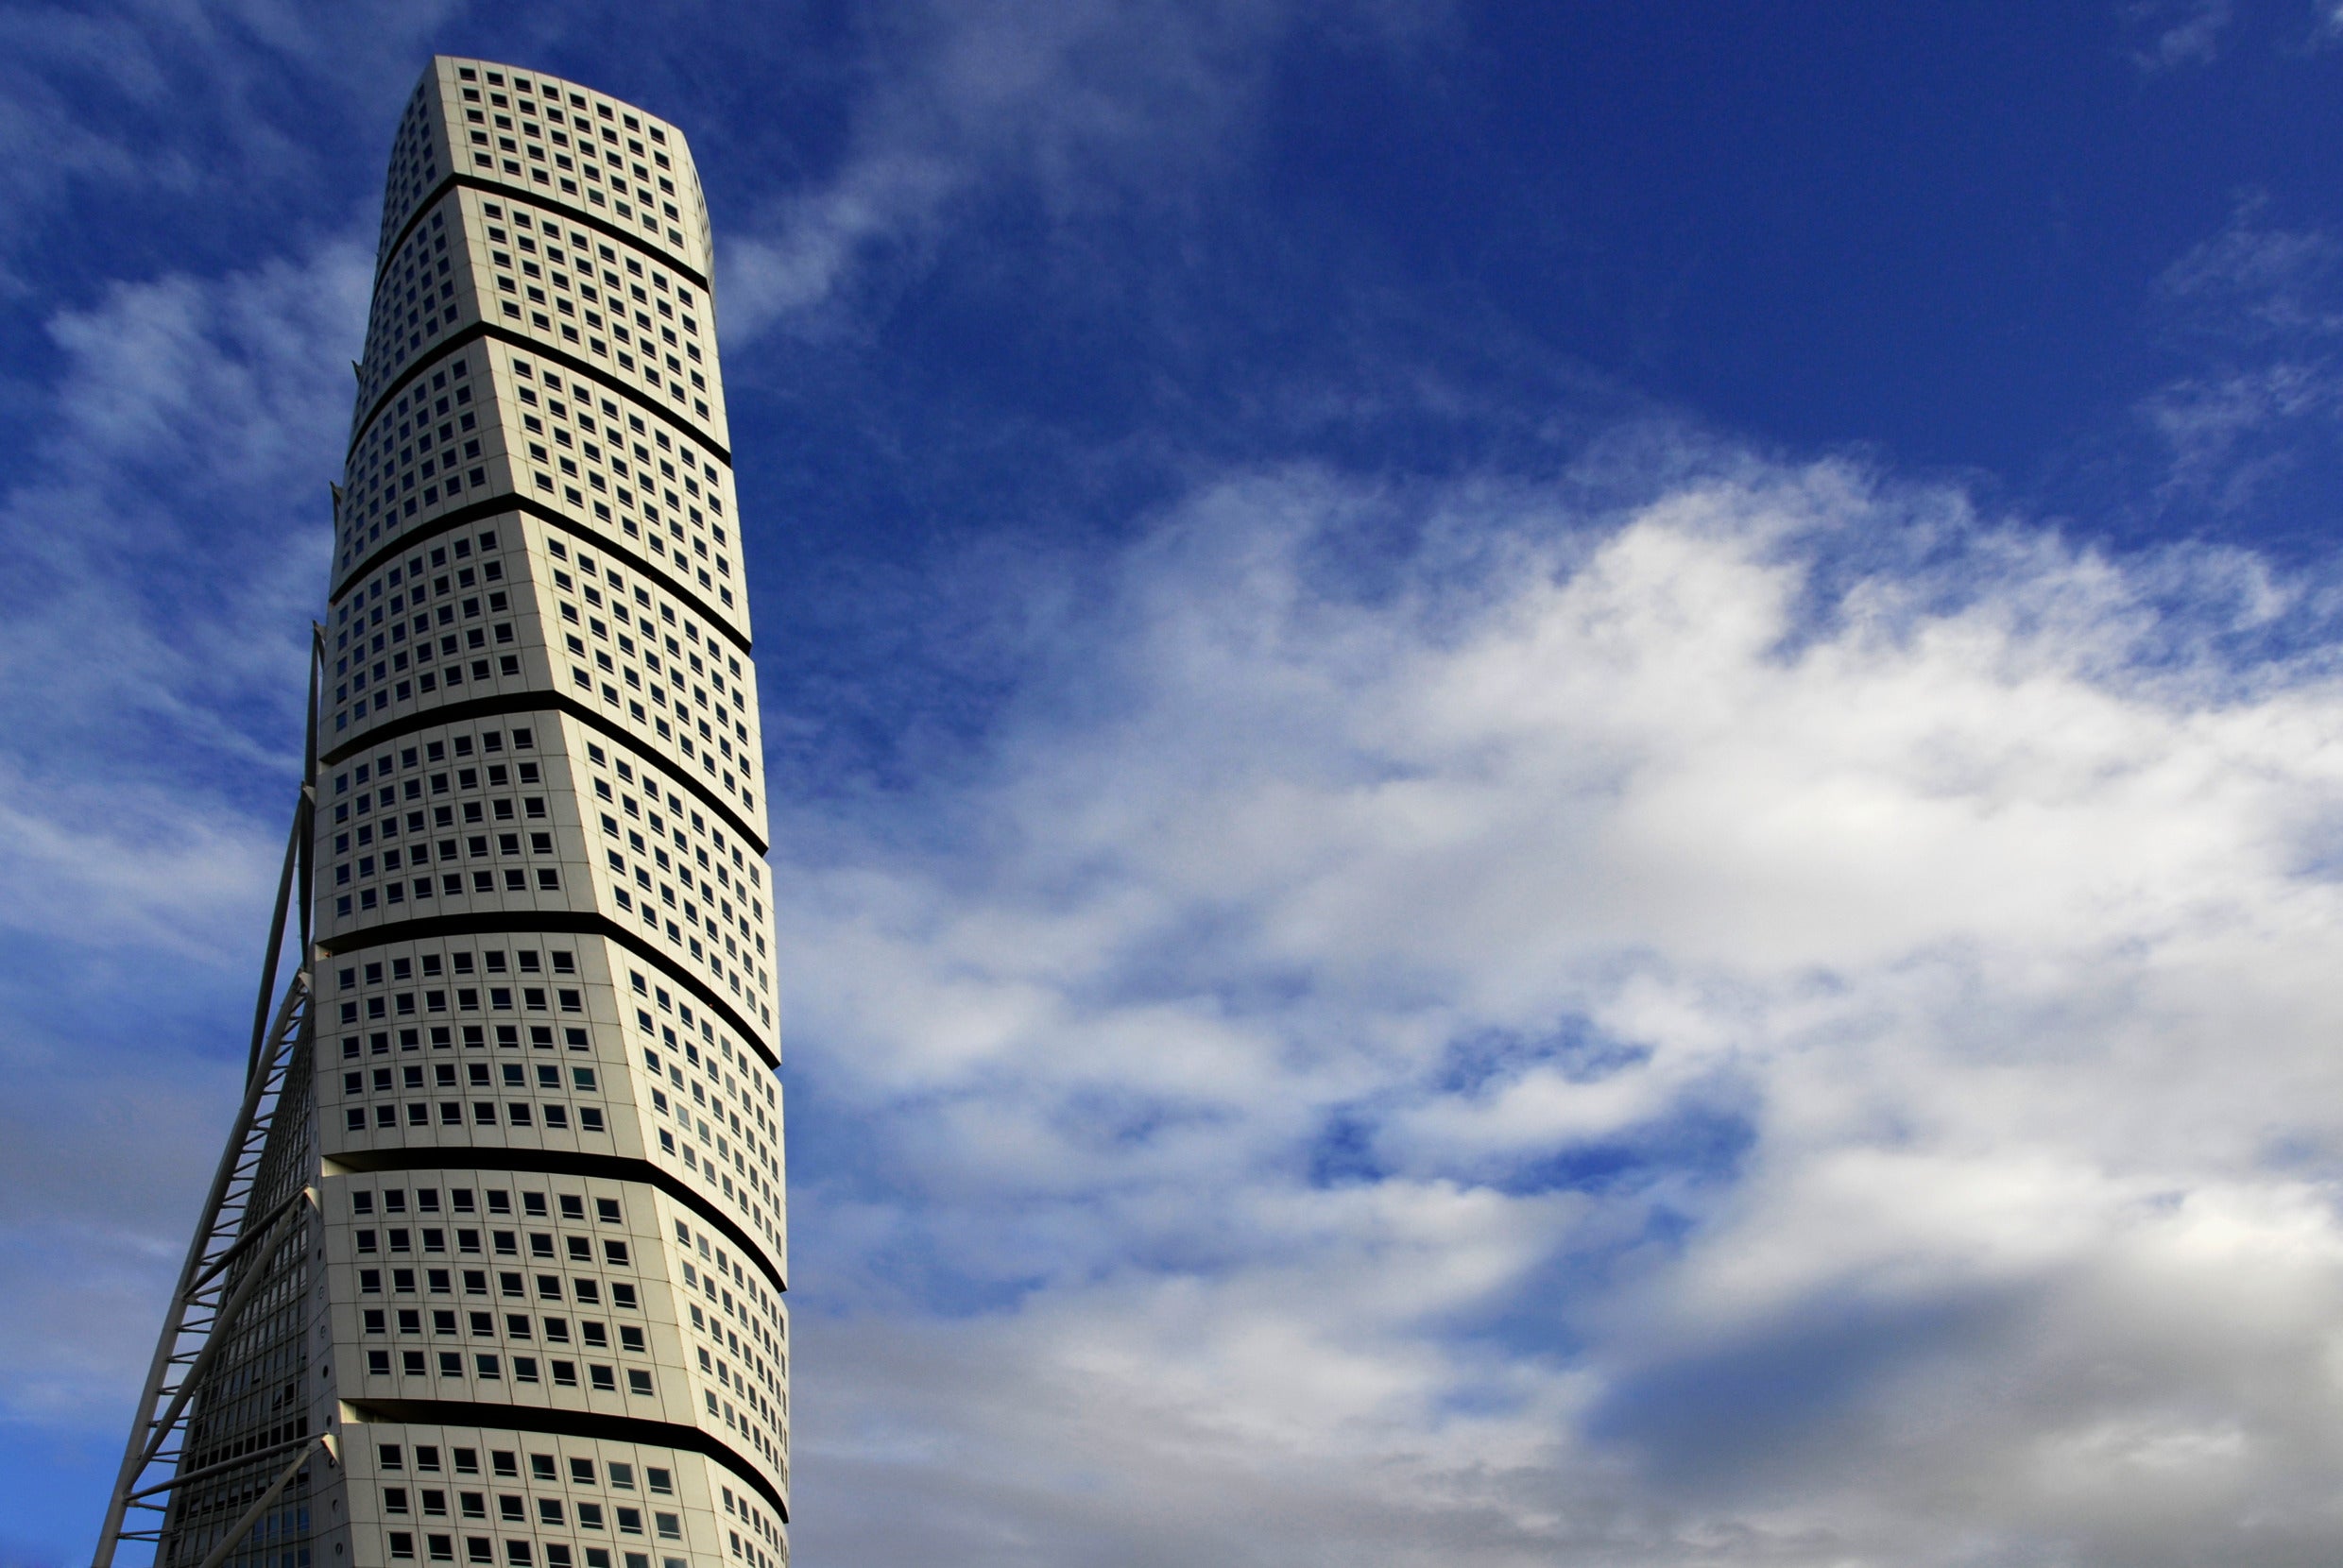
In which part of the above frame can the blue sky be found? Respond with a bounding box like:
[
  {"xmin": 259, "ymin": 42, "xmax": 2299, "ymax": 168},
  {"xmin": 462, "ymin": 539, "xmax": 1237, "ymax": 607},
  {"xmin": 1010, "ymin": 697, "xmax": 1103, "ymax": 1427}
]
[{"xmin": 12, "ymin": 2, "xmax": 2343, "ymax": 1563}]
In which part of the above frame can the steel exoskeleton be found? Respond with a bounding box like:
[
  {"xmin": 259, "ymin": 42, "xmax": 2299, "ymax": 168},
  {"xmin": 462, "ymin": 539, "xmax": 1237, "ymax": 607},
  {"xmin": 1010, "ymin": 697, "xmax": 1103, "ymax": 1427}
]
[{"xmin": 94, "ymin": 628, "xmax": 337, "ymax": 1568}]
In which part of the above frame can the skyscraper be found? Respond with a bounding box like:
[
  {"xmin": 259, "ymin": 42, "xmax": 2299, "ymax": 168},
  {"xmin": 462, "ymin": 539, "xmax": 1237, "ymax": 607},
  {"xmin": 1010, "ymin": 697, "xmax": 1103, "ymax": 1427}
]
[{"xmin": 99, "ymin": 57, "xmax": 790, "ymax": 1568}]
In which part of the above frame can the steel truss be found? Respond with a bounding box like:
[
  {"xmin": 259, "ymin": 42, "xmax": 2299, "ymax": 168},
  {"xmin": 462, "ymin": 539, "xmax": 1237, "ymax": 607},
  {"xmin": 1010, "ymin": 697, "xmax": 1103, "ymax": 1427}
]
[{"xmin": 94, "ymin": 630, "xmax": 333, "ymax": 1568}]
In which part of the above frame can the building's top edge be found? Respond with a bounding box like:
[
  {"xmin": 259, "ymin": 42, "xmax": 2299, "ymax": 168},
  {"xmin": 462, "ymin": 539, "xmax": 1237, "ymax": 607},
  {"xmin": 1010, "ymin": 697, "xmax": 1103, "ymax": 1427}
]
[
  {"xmin": 371, "ymin": 52, "xmax": 717, "ymax": 303},
  {"xmin": 420, "ymin": 54, "xmax": 700, "ymax": 166}
]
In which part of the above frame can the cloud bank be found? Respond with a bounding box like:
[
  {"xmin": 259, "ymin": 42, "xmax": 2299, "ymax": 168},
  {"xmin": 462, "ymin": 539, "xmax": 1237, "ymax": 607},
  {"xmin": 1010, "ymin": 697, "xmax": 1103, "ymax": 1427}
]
[{"xmin": 770, "ymin": 452, "xmax": 2343, "ymax": 1565}]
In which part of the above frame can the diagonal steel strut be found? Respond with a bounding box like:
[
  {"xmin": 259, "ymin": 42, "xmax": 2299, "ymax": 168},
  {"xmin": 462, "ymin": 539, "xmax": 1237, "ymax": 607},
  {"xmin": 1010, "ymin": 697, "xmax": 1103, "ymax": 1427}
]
[{"xmin": 93, "ymin": 627, "xmax": 327, "ymax": 1568}]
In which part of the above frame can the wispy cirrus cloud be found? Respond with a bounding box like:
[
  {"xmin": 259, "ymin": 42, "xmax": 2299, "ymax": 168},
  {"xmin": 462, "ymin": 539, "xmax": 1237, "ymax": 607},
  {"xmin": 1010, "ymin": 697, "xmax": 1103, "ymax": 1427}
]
[
  {"xmin": 717, "ymin": 0, "xmax": 1451, "ymax": 342},
  {"xmin": 2124, "ymin": 0, "xmax": 2233, "ymax": 73},
  {"xmin": 0, "ymin": 0, "xmax": 466, "ymax": 264},
  {"xmin": 2130, "ymin": 202, "xmax": 2343, "ymax": 513},
  {"xmin": 2159, "ymin": 201, "xmax": 2343, "ymax": 344},
  {"xmin": 0, "ymin": 237, "xmax": 368, "ymax": 786}
]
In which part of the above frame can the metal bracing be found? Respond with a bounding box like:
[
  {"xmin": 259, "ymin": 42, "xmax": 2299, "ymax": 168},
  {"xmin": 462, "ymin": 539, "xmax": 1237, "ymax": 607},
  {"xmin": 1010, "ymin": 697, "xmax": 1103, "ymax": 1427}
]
[
  {"xmin": 184, "ymin": 1434, "xmax": 336, "ymax": 1568},
  {"xmin": 94, "ymin": 629, "xmax": 332, "ymax": 1568}
]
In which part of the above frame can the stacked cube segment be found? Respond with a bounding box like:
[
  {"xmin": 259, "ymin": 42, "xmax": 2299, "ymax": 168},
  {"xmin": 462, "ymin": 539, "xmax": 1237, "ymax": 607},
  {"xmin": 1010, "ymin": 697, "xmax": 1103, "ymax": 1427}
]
[{"xmin": 156, "ymin": 56, "xmax": 791, "ymax": 1568}]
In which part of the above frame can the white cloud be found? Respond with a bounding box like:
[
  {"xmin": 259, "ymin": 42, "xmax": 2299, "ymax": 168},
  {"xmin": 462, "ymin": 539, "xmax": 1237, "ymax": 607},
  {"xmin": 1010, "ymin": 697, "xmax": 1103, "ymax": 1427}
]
[
  {"xmin": 771, "ymin": 451, "xmax": 2343, "ymax": 1564},
  {"xmin": 2126, "ymin": 0, "xmax": 2233, "ymax": 73},
  {"xmin": 2140, "ymin": 361, "xmax": 2335, "ymax": 506},
  {"xmin": 2159, "ymin": 209, "xmax": 2343, "ymax": 341},
  {"xmin": 2138, "ymin": 204, "xmax": 2343, "ymax": 507},
  {"xmin": 718, "ymin": 0, "xmax": 1450, "ymax": 341}
]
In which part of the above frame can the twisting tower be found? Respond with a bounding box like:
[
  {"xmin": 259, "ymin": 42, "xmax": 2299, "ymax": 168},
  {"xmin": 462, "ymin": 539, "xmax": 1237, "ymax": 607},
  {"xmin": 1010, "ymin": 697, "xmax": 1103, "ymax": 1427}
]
[{"xmin": 99, "ymin": 56, "xmax": 791, "ymax": 1568}]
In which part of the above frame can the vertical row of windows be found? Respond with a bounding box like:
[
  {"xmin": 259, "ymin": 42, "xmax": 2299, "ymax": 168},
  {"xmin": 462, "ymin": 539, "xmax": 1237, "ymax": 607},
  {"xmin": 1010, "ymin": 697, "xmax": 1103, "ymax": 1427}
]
[
  {"xmin": 378, "ymin": 85, "xmax": 445, "ymax": 258},
  {"xmin": 721, "ymin": 1478, "xmax": 786, "ymax": 1568},
  {"xmin": 671, "ymin": 1212, "xmax": 788, "ymax": 1471},
  {"xmin": 344, "ymin": 346, "xmax": 490, "ymax": 567},
  {"xmin": 629, "ymin": 972, "xmax": 783, "ymax": 1253},
  {"xmin": 591, "ymin": 744, "xmax": 770, "ymax": 1011},
  {"xmin": 364, "ymin": 204, "xmax": 469, "ymax": 403}
]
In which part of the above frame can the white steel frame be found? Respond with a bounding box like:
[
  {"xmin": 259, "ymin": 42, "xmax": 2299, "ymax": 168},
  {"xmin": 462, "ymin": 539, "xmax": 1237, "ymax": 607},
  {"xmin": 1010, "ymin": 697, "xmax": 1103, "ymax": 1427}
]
[{"xmin": 94, "ymin": 629, "xmax": 337, "ymax": 1568}]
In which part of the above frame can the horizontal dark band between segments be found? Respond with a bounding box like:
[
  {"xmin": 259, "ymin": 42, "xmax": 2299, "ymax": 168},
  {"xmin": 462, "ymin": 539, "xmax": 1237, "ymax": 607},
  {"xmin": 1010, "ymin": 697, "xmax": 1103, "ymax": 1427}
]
[
  {"xmin": 321, "ymin": 908, "xmax": 778, "ymax": 1073},
  {"xmin": 321, "ymin": 688, "xmax": 767, "ymax": 858},
  {"xmin": 327, "ymin": 1141, "xmax": 785, "ymax": 1297},
  {"xmin": 346, "ymin": 1396, "xmax": 786, "ymax": 1523},
  {"xmin": 348, "ymin": 316, "xmax": 731, "ymax": 474},
  {"xmin": 378, "ymin": 166, "xmax": 710, "ymax": 301},
  {"xmin": 327, "ymin": 486, "xmax": 750, "ymax": 658}
]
